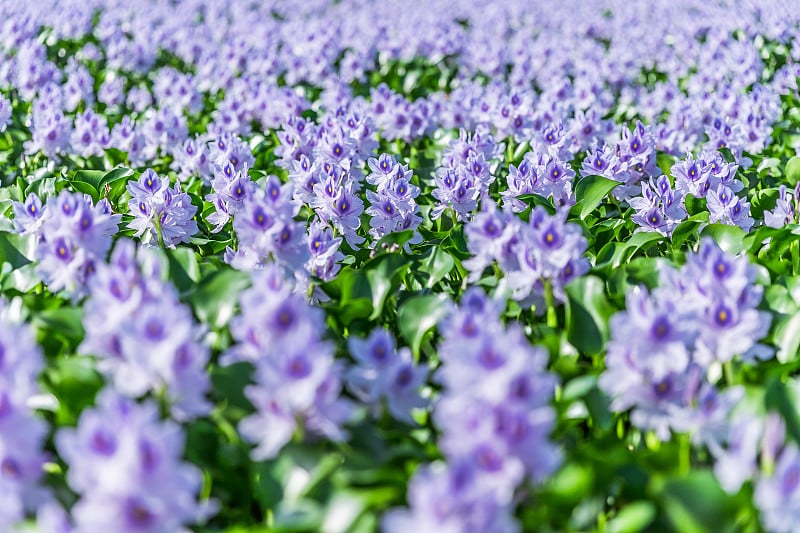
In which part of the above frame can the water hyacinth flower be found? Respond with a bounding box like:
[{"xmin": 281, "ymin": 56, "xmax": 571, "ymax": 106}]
[
  {"xmin": 80, "ymin": 240, "xmax": 211, "ymax": 420},
  {"xmin": 224, "ymin": 266, "xmax": 352, "ymax": 459},
  {"xmin": 382, "ymin": 461, "xmax": 520, "ymax": 533},
  {"xmin": 226, "ymin": 176, "xmax": 308, "ymax": 273},
  {"xmin": 305, "ymin": 222, "xmax": 344, "ymax": 281},
  {"xmin": 387, "ymin": 288, "xmax": 559, "ymax": 531},
  {"xmin": 706, "ymin": 184, "xmax": 754, "ymax": 231},
  {"xmin": 629, "ymin": 175, "xmax": 687, "ymax": 236},
  {"xmin": 12, "ymin": 191, "xmax": 120, "ymax": 299},
  {"xmin": 600, "ymin": 238, "xmax": 771, "ymax": 440},
  {"xmin": 346, "ymin": 329, "xmax": 427, "ymax": 424},
  {"xmin": 0, "ymin": 299, "xmax": 48, "ymax": 531},
  {"xmin": 127, "ymin": 169, "xmax": 198, "ymax": 247},
  {"xmin": 505, "ymin": 205, "xmax": 589, "ymax": 305},
  {"xmin": 312, "ymin": 177, "xmax": 365, "ymax": 248},
  {"xmin": 463, "ymin": 199, "xmax": 519, "ymax": 281},
  {"xmin": 764, "ymin": 184, "xmax": 800, "ymax": 228},
  {"xmin": 364, "ymin": 154, "xmax": 423, "ymax": 246},
  {"xmin": 432, "ymin": 129, "xmax": 502, "ymax": 220},
  {"xmin": 55, "ymin": 390, "xmax": 216, "ymax": 532},
  {"xmin": 0, "ymin": 94, "xmax": 11, "ymax": 132}
]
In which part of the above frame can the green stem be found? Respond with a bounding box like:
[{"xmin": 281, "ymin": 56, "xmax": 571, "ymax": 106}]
[
  {"xmin": 679, "ymin": 433, "xmax": 690, "ymax": 475},
  {"xmin": 544, "ymin": 279, "xmax": 557, "ymax": 328},
  {"xmin": 723, "ymin": 360, "xmax": 735, "ymax": 386},
  {"xmin": 153, "ymin": 212, "xmax": 166, "ymax": 248}
]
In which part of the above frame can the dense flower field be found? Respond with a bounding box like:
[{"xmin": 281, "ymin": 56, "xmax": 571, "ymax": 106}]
[{"xmin": 3, "ymin": 0, "xmax": 800, "ymax": 531}]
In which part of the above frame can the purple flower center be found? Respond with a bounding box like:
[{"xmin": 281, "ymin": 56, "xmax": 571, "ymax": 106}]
[
  {"xmin": 144, "ymin": 319, "xmax": 165, "ymax": 340},
  {"xmin": 253, "ymin": 207, "xmax": 270, "ymax": 227},
  {"xmin": 91, "ymin": 430, "xmax": 117, "ymax": 456},
  {"xmin": 287, "ymin": 356, "xmax": 311, "ymax": 378},
  {"xmin": 652, "ymin": 317, "xmax": 671, "ymax": 339},
  {"xmin": 783, "ymin": 465, "xmax": 800, "ymax": 494},
  {"xmin": 714, "ymin": 305, "xmax": 733, "ymax": 326},
  {"xmin": 478, "ymin": 347, "xmax": 504, "ymax": 369},
  {"xmin": 125, "ymin": 498, "xmax": 155, "ymax": 527},
  {"xmin": 476, "ymin": 445, "xmax": 502, "ymax": 472},
  {"xmin": 0, "ymin": 458, "xmax": 21, "ymax": 480},
  {"xmin": 395, "ymin": 366, "xmax": 413, "ymax": 388},
  {"xmin": 654, "ymin": 378, "xmax": 672, "ymax": 398}
]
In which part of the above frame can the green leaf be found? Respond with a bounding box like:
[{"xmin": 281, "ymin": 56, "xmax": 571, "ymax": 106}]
[
  {"xmin": 565, "ymin": 276, "xmax": 615, "ymax": 355},
  {"xmin": 364, "ymin": 253, "xmax": 409, "ymax": 320},
  {"xmin": 397, "ymin": 293, "xmax": 450, "ymax": 357},
  {"xmin": 44, "ymin": 356, "xmax": 103, "ymax": 425},
  {"xmin": 188, "ymin": 268, "xmax": 250, "ymax": 328},
  {"xmin": 272, "ymin": 499, "xmax": 323, "ymax": 531},
  {"xmin": 657, "ymin": 471, "xmax": 738, "ymax": 533},
  {"xmin": 0, "ymin": 232, "xmax": 33, "ymax": 270},
  {"xmin": 575, "ymin": 175, "xmax": 620, "ymax": 219},
  {"xmin": 166, "ymin": 247, "xmax": 200, "ymax": 294},
  {"xmin": 69, "ymin": 169, "xmax": 106, "ymax": 200},
  {"xmin": 421, "ymin": 247, "xmax": 455, "ymax": 288},
  {"xmin": 786, "ymin": 156, "xmax": 800, "ymax": 185},
  {"xmin": 765, "ymin": 378, "xmax": 800, "ymax": 446},
  {"xmin": 546, "ymin": 461, "xmax": 594, "ymax": 504},
  {"xmin": 607, "ymin": 502, "xmax": 657, "ymax": 533},
  {"xmin": 700, "ymin": 224, "xmax": 746, "ymax": 255},
  {"xmin": 32, "ymin": 307, "xmax": 84, "ymax": 342},
  {"xmin": 99, "ymin": 166, "xmax": 134, "ymax": 189},
  {"xmin": 775, "ymin": 313, "xmax": 800, "ymax": 363}
]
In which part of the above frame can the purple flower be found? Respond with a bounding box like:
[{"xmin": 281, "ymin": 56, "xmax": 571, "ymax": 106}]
[
  {"xmin": 707, "ymin": 184, "xmax": 754, "ymax": 231},
  {"xmin": 127, "ymin": 169, "xmax": 198, "ymax": 248},
  {"xmin": 0, "ymin": 299, "xmax": 47, "ymax": 531},
  {"xmin": 765, "ymin": 184, "xmax": 800, "ymax": 228},
  {"xmin": 629, "ymin": 175, "xmax": 687, "ymax": 236},
  {"xmin": 80, "ymin": 240, "xmax": 211, "ymax": 420},
  {"xmin": 0, "ymin": 94, "xmax": 11, "ymax": 132},
  {"xmin": 346, "ymin": 329, "xmax": 427, "ymax": 424},
  {"xmin": 382, "ymin": 461, "xmax": 520, "ymax": 533},
  {"xmin": 56, "ymin": 390, "xmax": 216, "ymax": 532},
  {"xmin": 14, "ymin": 191, "xmax": 120, "ymax": 299},
  {"xmin": 225, "ymin": 266, "xmax": 352, "ymax": 458},
  {"xmin": 305, "ymin": 223, "xmax": 344, "ymax": 281},
  {"xmin": 755, "ymin": 443, "xmax": 800, "ymax": 533},
  {"xmin": 505, "ymin": 206, "xmax": 589, "ymax": 305}
]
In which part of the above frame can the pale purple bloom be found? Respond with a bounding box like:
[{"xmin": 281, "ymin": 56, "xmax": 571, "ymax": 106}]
[
  {"xmin": 127, "ymin": 169, "xmax": 198, "ymax": 248},
  {"xmin": 765, "ymin": 184, "xmax": 800, "ymax": 228},
  {"xmin": 629, "ymin": 175, "xmax": 687, "ymax": 236},
  {"xmin": 56, "ymin": 390, "xmax": 216, "ymax": 532},
  {"xmin": 0, "ymin": 94, "xmax": 11, "ymax": 132},
  {"xmin": 346, "ymin": 329, "xmax": 427, "ymax": 424},
  {"xmin": 225, "ymin": 266, "xmax": 352, "ymax": 458},
  {"xmin": 80, "ymin": 240, "xmax": 211, "ymax": 420},
  {"xmin": 0, "ymin": 299, "xmax": 47, "ymax": 532},
  {"xmin": 707, "ymin": 184, "xmax": 754, "ymax": 231}
]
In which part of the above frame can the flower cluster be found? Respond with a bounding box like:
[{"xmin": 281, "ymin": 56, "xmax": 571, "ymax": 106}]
[
  {"xmin": 599, "ymin": 238, "xmax": 771, "ymax": 440},
  {"xmin": 431, "ymin": 129, "xmax": 503, "ymax": 221},
  {"xmin": 465, "ymin": 200, "xmax": 589, "ymax": 307},
  {"xmin": 13, "ymin": 191, "xmax": 120, "ymax": 299},
  {"xmin": 502, "ymin": 147, "xmax": 577, "ymax": 211},
  {"xmin": 346, "ymin": 328, "xmax": 427, "ymax": 424},
  {"xmin": 56, "ymin": 390, "xmax": 214, "ymax": 532},
  {"xmin": 384, "ymin": 288, "xmax": 559, "ymax": 531},
  {"xmin": 765, "ymin": 184, "xmax": 800, "ymax": 228},
  {"xmin": 365, "ymin": 154, "xmax": 422, "ymax": 246},
  {"xmin": 127, "ymin": 169, "xmax": 198, "ymax": 248},
  {"xmin": 0, "ymin": 299, "xmax": 48, "ymax": 531},
  {"xmin": 223, "ymin": 266, "xmax": 352, "ymax": 459},
  {"xmin": 80, "ymin": 240, "xmax": 211, "ymax": 420},
  {"xmin": 629, "ymin": 175, "xmax": 687, "ymax": 236}
]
